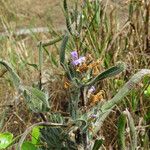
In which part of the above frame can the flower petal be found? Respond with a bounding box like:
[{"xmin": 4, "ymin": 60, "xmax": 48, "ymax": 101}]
[
  {"xmin": 70, "ymin": 51, "xmax": 78, "ymax": 60},
  {"xmin": 72, "ymin": 56, "xmax": 86, "ymax": 66}
]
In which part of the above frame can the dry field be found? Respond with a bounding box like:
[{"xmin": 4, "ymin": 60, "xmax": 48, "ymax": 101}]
[
  {"xmin": 0, "ymin": 0, "xmax": 65, "ymax": 29},
  {"xmin": 0, "ymin": 0, "xmax": 129, "ymax": 31}
]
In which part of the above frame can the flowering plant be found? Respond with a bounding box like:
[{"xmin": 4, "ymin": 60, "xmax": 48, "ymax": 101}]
[{"xmin": 58, "ymin": 32, "xmax": 126, "ymax": 148}]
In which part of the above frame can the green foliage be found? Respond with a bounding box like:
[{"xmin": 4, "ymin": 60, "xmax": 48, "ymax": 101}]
[
  {"xmin": 0, "ymin": 132, "xmax": 13, "ymax": 149},
  {"xmin": 60, "ymin": 33, "xmax": 69, "ymax": 65},
  {"xmin": 26, "ymin": 63, "xmax": 39, "ymax": 70},
  {"xmin": 92, "ymin": 139, "xmax": 103, "ymax": 150},
  {"xmin": 125, "ymin": 110, "xmax": 137, "ymax": 150},
  {"xmin": 22, "ymin": 142, "xmax": 37, "ymax": 150},
  {"xmin": 31, "ymin": 127, "xmax": 41, "ymax": 145},
  {"xmin": 39, "ymin": 35, "xmax": 64, "ymax": 47},
  {"xmin": 0, "ymin": 59, "xmax": 50, "ymax": 112},
  {"xmin": 0, "ymin": 60, "xmax": 22, "ymax": 88},
  {"xmin": 63, "ymin": 0, "xmax": 72, "ymax": 34},
  {"xmin": 86, "ymin": 62, "xmax": 126, "ymax": 86},
  {"xmin": 40, "ymin": 114, "xmax": 77, "ymax": 150},
  {"xmin": 118, "ymin": 114, "xmax": 126, "ymax": 150},
  {"xmin": 23, "ymin": 87, "xmax": 50, "ymax": 112},
  {"xmin": 117, "ymin": 110, "xmax": 137, "ymax": 150},
  {"xmin": 144, "ymin": 85, "xmax": 150, "ymax": 97}
]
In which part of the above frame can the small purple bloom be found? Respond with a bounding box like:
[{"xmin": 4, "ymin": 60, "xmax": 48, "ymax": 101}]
[
  {"xmin": 88, "ymin": 86, "xmax": 95, "ymax": 93},
  {"xmin": 90, "ymin": 114, "xmax": 97, "ymax": 119},
  {"xmin": 79, "ymin": 56, "xmax": 86, "ymax": 62},
  {"xmin": 71, "ymin": 51, "xmax": 78, "ymax": 60},
  {"xmin": 72, "ymin": 56, "xmax": 86, "ymax": 66}
]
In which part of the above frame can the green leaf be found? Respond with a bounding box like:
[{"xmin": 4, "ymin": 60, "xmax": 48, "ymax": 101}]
[
  {"xmin": 31, "ymin": 127, "xmax": 41, "ymax": 145},
  {"xmin": 118, "ymin": 114, "xmax": 126, "ymax": 150},
  {"xmin": 114, "ymin": 79, "xmax": 125, "ymax": 87},
  {"xmin": 143, "ymin": 76, "xmax": 150, "ymax": 84},
  {"xmin": 50, "ymin": 53, "xmax": 58, "ymax": 67},
  {"xmin": 144, "ymin": 85, "xmax": 150, "ymax": 97},
  {"xmin": 63, "ymin": 0, "xmax": 72, "ymax": 33},
  {"xmin": 144, "ymin": 111, "xmax": 150, "ymax": 121},
  {"xmin": 0, "ymin": 132, "xmax": 13, "ymax": 149},
  {"xmin": 92, "ymin": 139, "xmax": 103, "ymax": 150},
  {"xmin": 0, "ymin": 59, "xmax": 21, "ymax": 88},
  {"xmin": 24, "ymin": 87, "xmax": 50, "ymax": 112},
  {"xmin": 86, "ymin": 62, "xmax": 126, "ymax": 86},
  {"xmin": 124, "ymin": 109, "xmax": 137, "ymax": 150},
  {"xmin": 38, "ymin": 35, "xmax": 64, "ymax": 47},
  {"xmin": 60, "ymin": 33, "xmax": 69, "ymax": 65},
  {"xmin": 22, "ymin": 141, "xmax": 37, "ymax": 150},
  {"xmin": 26, "ymin": 63, "xmax": 38, "ymax": 70}
]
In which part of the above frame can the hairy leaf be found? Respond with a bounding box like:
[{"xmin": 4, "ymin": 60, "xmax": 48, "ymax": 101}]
[
  {"xmin": 118, "ymin": 114, "xmax": 126, "ymax": 150},
  {"xmin": 60, "ymin": 33, "xmax": 69, "ymax": 65},
  {"xmin": 86, "ymin": 62, "xmax": 126, "ymax": 86},
  {"xmin": 0, "ymin": 59, "xmax": 21, "ymax": 88}
]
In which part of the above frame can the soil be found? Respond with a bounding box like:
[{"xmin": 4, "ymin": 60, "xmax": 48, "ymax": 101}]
[{"xmin": 0, "ymin": 0, "xmax": 67, "ymax": 30}]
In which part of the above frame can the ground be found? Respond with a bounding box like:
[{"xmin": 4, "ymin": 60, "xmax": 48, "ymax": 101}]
[
  {"xmin": 0, "ymin": 0, "xmax": 62, "ymax": 29},
  {"xmin": 0, "ymin": 0, "xmax": 128, "ymax": 31}
]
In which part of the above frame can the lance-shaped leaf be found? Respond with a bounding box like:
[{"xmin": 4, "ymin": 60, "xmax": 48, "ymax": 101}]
[
  {"xmin": 0, "ymin": 59, "xmax": 22, "ymax": 88},
  {"xmin": 63, "ymin": 0, "xmax": 72, "ymax": 33},
  {"xmin": 123, "ymin": 109, "xmax": 137, "ymax": 150},
  {"xmin": 38, "ymin": 35, "xmax": 64, "ymax": 47},
  {"xmin": 23, "ymin": 87, "xmax": 50, "ymax": 112},
  {"xmin": 60, "ymin": 33, "xmax": 69, "ymax": 65},
  {"xmin": 92, "ymin": 139, "xmax": 103, "ymax": 150},
  {"xmin": 86, "ymin": 62, "xmax": 126, "ymax": 86}
]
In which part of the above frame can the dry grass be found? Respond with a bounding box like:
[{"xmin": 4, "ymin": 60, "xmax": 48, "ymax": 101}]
[{"xmin": 0, "ymin": 0, "xmax": 65, "ymax": 29}]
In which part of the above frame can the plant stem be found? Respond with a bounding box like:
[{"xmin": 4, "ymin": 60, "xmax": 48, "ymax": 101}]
[
  {"xmin": 81, "ymin": 87, "xmax": 89, "ymax": 150},
  {"xmin": 38, "ymin": 42, "xmax": 47, "ymax": 122}
]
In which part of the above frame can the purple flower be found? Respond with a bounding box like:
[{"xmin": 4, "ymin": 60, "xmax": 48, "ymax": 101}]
[
  {"xmin": 72, "ymin": 56, "xmax": 86, "ymax": 66},
  {"xmin": 71, "ymin": 51, "xmax": 78, "ymax": 61},
  {"xmin": 88, "ymin": 86, "xmax": 95, "ymax": 93},
  {"xmin": 90, "ymin": 114, "xmax": 97, "ymax": 119}
]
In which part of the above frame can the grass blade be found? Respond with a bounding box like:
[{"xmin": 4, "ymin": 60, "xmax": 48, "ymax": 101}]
[
  {"xmin": 63, "ymin": 0, "xmax": 72, "ymax": 33},
  {"xmin": 124, "ymin": 109, "xmax": 137, "ymax": 150},
  {"xmin": 118, "ymin": 114, "xmax": 126, "ymax": 150}
]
